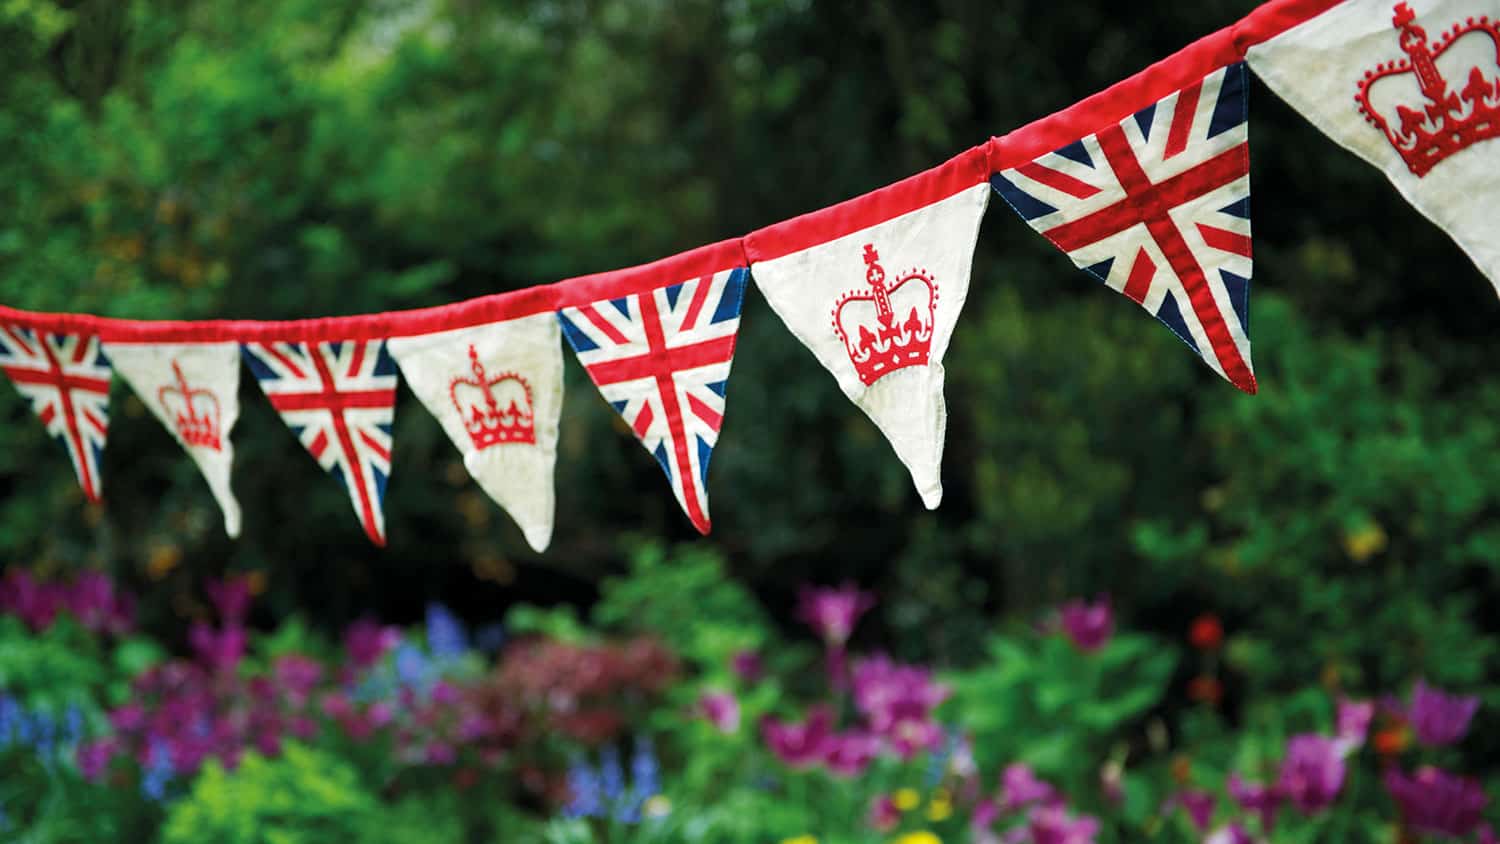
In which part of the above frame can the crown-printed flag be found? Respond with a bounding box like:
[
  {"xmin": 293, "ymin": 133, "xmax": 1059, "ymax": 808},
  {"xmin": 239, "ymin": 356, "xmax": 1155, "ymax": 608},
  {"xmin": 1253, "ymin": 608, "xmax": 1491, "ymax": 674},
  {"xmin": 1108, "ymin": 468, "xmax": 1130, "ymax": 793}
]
[
  {"xmin": 1248, "ymin": 0, "xmax": 1500, "ymax": 296},
  {"xmin": 243, "ymin": 339, "xmax": 398, "ymax": 545},
  {"xmin": 993, "ymin": 62, "xmax": 1256, "ymax": 393},
  {"xmin": 0, "ymin": 326, "xmax": 112, "ymax": 501},
  {"xmin": 559, "ymin": 265, "xmax": 748, "ymax": 535},
  {"xmin": 388, "ymin": 314, "xmax": 563, "ymax": 552},
  {"xmin": 746, "ymin": 148, "xmax": 991, "ymax": 509},
  {"xmin": 106, "ymin": 342, "xmax": 244, "ymax": 536}
]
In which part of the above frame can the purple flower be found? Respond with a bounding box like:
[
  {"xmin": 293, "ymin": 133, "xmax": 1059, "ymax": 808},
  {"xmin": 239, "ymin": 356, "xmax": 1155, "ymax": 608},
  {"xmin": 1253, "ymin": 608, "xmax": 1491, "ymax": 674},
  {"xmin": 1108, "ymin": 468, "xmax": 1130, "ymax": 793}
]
[
  {"xmin": 796, "ymin": 584, "xmax": 873, "ymax": 646},
  {"xmin": 760, "ymin": 706, "xmax": 834, "ymax": 769},
  {"xmin": 1204, "ymin": 824, "xmax": 1253, "ymax": 844},
  {"xmin": 68, "ymin": 572, "xmax": 134, "ymax": 635},
  {"xmin": 699, "ymin": 691, "xmax": 741, "ymax": 733},
  {"xmin": 822, "ymin": 730, "xmax": 882, "ymax": 777},
  {"xmin": 205, "ymin": 576, "xmax": 252, "ymax": 626},
  {"xmin": 1479, "ymin": 823, "xmax": 1498, "ymax": 844},
  {"xmin": 1406, "ymin": 680, "xmax": 1480, "ymax": 747},
  {"xmin": 1058, "ymin": 596, "xmax": 1113, "ymax": 652},
  {"xmin": 1334, "ymin": 697, "xmax": 1374, "ymax": 754},
  {"xmin": 344, "ymin": 618, "xmax": 400, "ymax": 668},
  {"xmin": 972, "ymin": 797, "xmax": 1000, "ymax": 830},
  {"xmin": 1029, "ymin": 806, "xmax": 1101, "ymax": 844},
  {"xmin": 1277, "ymin": 734, "xmax": 1346, "ymax": 814},
  {"xmin": 0, "ymin": 570, "xmax": 62, "ymax": 631},
  {"xmin": 1169, "ymin": 789, "xmax": 1217, "ymax": 831},
  {"xmin": 273, "ymin": 655, "xmax": 323, "ymax": 701},
  {"xmin": 850, "ymin": 655, "xmax": 949, "ymax": 758},
  {"xmin": 730, "ymin": 650, "xmax": 763, "ymax": 682},
  {"xmin": 189, "ymin": 624, "xmax": 247, "ymax": 674},
  {"xmin": 76, "ymin": 737, "xmax": 118, "ymax": 781},
  {"xmin": 1000, "ymin": 763, "xmax": 1058, "ymax": 811},
  {"xmin": 1227, "ymin": 772, "xmax": 1283, "ymax": 832},
  {"xmin": 1384, "ymin": 765, "xmax": 1488, "ymax": 838}
]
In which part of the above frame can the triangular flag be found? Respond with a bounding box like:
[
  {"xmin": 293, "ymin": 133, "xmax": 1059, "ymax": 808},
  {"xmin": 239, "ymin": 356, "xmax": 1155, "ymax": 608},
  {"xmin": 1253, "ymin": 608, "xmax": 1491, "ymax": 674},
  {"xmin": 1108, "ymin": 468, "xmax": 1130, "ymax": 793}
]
[
  {"xmin": 991, "ymin": 62, "xmax": 1256, "ymax": 393},
  {"xmin": 0, "ymin": 325, "xmax": 112, "ymax": 502},
  {"xmin": 241, "ymin": 339, "xmax": 398, "ymax": 546},
  {"xmin": 558, "ymin": 261, "xmax": 748, "ymax": 535},
  {"xmin": 745, "ymin": 148, "xmax": 991, "ymax": 509},
  {"xmin": 387, "ymin": 314, "xmax": 563, "ymax": 552},
  {"xmin": 105, "ymin": 342, "xmax": 243, "ymax": 537},
  {"xmin": 1247, "ymin": 0, "xmax": 1500, "ymax": 297}
]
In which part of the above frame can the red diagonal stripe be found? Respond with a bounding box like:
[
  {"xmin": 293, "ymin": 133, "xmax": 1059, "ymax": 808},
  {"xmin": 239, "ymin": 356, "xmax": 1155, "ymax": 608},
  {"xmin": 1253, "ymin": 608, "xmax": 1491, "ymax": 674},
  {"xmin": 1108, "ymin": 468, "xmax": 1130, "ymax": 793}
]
[
  {"xmin": 262, "ymin": 343, "xmax": 307, "ymax": 380},
  {"xmin": 1162, "ymin": 80, "xmax": 1203, "ymax": 160},
  {"xmin": 686, "ymin": 392, "xmax": 723, "ymax": 433},
  {"xmin": 84, "ymin": 409, "xmax": 108, "ymax": 438},
  {"xmin": 583, "ymin": 335, "xmax": 736, "ymax": 387},
  {"xmin": 38, "ymin": 404, "xmax": 56, "ymax": 427},
  {"xmin": 1122, "ymin": 248, "xmax": 1157, "ymax": 305},
  {"xmin": 1043, "ymin": 142, "xmax": 1248, "ymax": 252},
  {"xmin": 1016, "ymin": 161, "xmax": 1101, "ymax": 199},
  {"xmin": 308, "ymin": 429, "xmax": 330, "ymax": 459},
  {"xmin": 344, "ymin": 341, "xmax": 367, "ymax": 379},
  {"xmin": 630, "ymin": 399, "xmax": 655, "ymax": 439},
  {"xmin": 678, "ymin": 274, "xmax": 716, "ymax": 332},
  {"xmin": 576, "ymin": 303, "xmax": 631, "ymax": 346},
  {"xmin": 1197, "ymin": 224, "xmax": 1253, "ymax": 257},
  {"xmin": 1, "ymin": 366, "xmax": 111, "ymax": 395},
  {"xmin": 68, "ymin": 334, "xmax": 91, "ymax": 365},
  {"xmin": 2, "ymin": 325, "xmax": 36, "ymax": 357},
  {"xmin": 357, "ymin": 428, "xmax": 390, "ymax": 463},
  {"xmin": 309, "ymin": 349, "xmax": 384, "ymax": 546},
  {"xmin": 638, "ymin": 293, "xmax": 710, "ymax": 535}
]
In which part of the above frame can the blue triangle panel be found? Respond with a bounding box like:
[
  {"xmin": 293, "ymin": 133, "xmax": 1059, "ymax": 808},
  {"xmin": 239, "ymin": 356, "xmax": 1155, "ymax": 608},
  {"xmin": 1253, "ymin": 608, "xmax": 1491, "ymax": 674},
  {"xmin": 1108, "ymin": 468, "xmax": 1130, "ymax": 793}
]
[
  {"xmin": 557, "ymin": 312, "xmax": 599, "ymax": 353},
  {"xmin": 1083, "ymin": 257, "xmax": 1115, "ymax": 284},
  {"xmin": 711, "ymin": 268, "xmax": 748, "ymax": 325},
  {"xmin": 1155, "ymin": 292, "xmax": 1200, "ymax": 354},
  {"xmin": 990, "ymin": 174, "xmax": 1057, "ymax": 221},
  {"xmin": 327, "ymin": 341, "xmax": 344, "ymax": 358},
  {"xmin": 241, "ymin": 346, "xmax": 281, "ymax": 381},
  {"xmin": 663, "ymin": 282, "xmax": 683, "ymax": 309},
  {"xmin": 1053, "ymin": 139, "xmax": 1094, "ymax": 168},
  {"xmin": 94, "ymin": 346, "xmax": 111, "ymax": 367},
  {"xmin": 696, "ymin": 435, "xmax": 713, "ymax": 488},
  {"xmin": 1134, "ymin": 103, "xmax": 1157, "ymax": 140},
  {"xmin": 371, "ymin": 464, "xmax": 389, "ymax": 501},
  {"xmin": 1208, "ymin": 62, "xmax": 1248, "ymax": 139},
  {"xmin": 652, "ymin": 442, "xmax": 672, "ymax": 479},
  {"xmin": 329, "ymin": 462, "xmax": 349, "ymax": 493},
  {"xmin": 704, "ymin": 380, "xmax": 727, "ymax": 398},
  {"xmin": 609, "ymin": 297, "xmax": 632, "ymax": 319},
  {"xmin": 610, "ymin": 400, "xmax": 629, "ymax": 414},
  {"xmin": 1219, "ymin": 196, "xmax": 1251, "ymax": 219},
  {"xmin": 376, "ymin": 422, "xmax": 394, "ymax": 437},
  {"xmin": 1219, "ymin": 269, "xmax": 1251, "ymax": 335},
  {"xmin": 372, "ymin": 342, "xmax": 397, "ymax": 377}
]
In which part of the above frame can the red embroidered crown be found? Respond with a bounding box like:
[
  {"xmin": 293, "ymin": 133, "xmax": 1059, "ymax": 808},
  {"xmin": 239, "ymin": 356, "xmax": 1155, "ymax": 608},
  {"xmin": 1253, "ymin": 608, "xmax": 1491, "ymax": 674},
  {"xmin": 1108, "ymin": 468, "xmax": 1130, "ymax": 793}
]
[
  {"xmin": 832, "ymin": 243, "xmax": 938, "ymax": 386},
  {"xmin": 1355, "ymin": 3, "xmax": 1500, "ymax": 177},
  {"xmin": 158, "ymin": 360, "xmax": 222, "ymax": 451},
  {"xmin": 449, "ymin": 344, "xmax": 535, "ymax": 450}
]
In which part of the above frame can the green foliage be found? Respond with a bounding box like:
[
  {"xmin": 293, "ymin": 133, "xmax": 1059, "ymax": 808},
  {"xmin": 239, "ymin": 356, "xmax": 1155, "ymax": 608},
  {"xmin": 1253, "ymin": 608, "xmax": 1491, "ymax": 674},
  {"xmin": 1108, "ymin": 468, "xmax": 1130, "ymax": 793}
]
[{"xmin": 161, "ymin": 744, "xmax": 377, "ymax": 844}]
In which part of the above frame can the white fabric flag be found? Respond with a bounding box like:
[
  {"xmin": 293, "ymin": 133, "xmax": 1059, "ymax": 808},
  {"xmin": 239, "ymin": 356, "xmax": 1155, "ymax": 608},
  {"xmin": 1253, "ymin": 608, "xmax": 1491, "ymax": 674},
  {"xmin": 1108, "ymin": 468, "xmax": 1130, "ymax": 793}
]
[
  {"xmin": 105, "ymin": 341, "xmax": 243, "ymax": 537},
  {"xmin": 1247, "ymin": 0, "xmax": 1500, "ymax": 295},
  {"xmin": 749, "ymin": 181, "xmax": 991, "ymax": 509},
  {"xmin": 387, "ymin": 314, "xmax": 563, "ymax": 552}
]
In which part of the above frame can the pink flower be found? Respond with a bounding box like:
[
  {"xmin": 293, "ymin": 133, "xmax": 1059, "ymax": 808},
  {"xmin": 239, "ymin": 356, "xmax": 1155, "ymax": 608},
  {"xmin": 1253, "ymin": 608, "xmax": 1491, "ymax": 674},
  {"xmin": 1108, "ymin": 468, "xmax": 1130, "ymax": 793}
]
[
  {"xmin": 1406, "ymin": 680, "xmax": 1479, "ymax": 747},
  {"xmin": 189, "ymin": 623, "xmax": 246, "ymax": 674},
  {"xmin": 1001, "ymin": 762, "xmax": 1058, "ymax": 811},
  {"xmin": 699, "ymin": 691, "xmax": 741, "ymax": 733},
  {"xmin": 972, "ymin": 797, "xmax": 1000, "ymax": 830},
  {"xmin": 1058, "ymin": 596, "xmax": 1113, "ymax": 652},
  {"xmin": 822, "ymin": 730, "xmax": 882, "ymax": 777},
  {"xmin": 344, "ymin": 618, "xmax": 400, "ymax": 668},
  {"xmin": 1227, "ymin": 772, "xmax": 1283, "ymax": 832},
  {"xmin": 1384, "ymin": 765, "xmax": 1488, "ymax": 838},
  {"xmin": 1029, "ymin": 806, "xmax": 1100, "ymax": 844},
  {"xmin": 850, "ymin": 655, "xmax": 949, "ymax": 758},
  {"xmin": 425, "ymin": 741, "xmax": 457, "ymax": 765},
  {"xmin": 796, "ymin": 584, "xmax": 873, "ymax": 646},
  {"xmin": 868, "ymin": 795, "xmax": 901, "ymax": 832},
  {"xmin": 1334, "ymin": 697, "xmax": 1374, "ymax": 753},
  {"xmin": 730, "ymin": 650, "xmax": 763, "ymax": 682},
  {"xmin": 205, "ymin": 576, "xmax": 253, "ymax": 626},
  {"xmin": 1168, "ymin": 789, "xmax": 1217, "ymax": 831},
  {"xmin": 1277, "ymin": 734, "xmax": 1346, "ymax": 814},
  {"xmin": 760, "ymin": 706, "xmax": 834, "ymax": 769}
]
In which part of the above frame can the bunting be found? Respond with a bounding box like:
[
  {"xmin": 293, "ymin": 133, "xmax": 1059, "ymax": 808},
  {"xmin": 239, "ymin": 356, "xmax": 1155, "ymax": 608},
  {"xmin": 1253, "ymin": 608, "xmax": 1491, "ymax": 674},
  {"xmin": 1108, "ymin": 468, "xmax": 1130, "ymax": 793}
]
[
  {"xmin": 0, "ymin": 326, "xmax": 112, "ymax": 502},
  {"xmin": 242, "ymin": 340, "xmax": 398, "ymax": 546},
  {"xmin": 106, "ymin": 342, "xmax": 244, "ymax": 537},
  {"xmin": 388, "ymin": 315, "xmax": 564, "ymax": 553}
]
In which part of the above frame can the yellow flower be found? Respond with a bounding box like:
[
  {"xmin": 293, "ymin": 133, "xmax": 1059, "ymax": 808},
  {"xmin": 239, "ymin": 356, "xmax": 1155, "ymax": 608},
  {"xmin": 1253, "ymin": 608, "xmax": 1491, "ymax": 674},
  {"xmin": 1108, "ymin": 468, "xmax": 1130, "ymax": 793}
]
[
  {"xmin": 893, "ymin": 788, "xmax": 921, "ymax": 811},
  {"xmin": 892, "ymin": 832, "xmax": 942, "ymax": 844},
  {"xmin": 926, "ymin": 795, "xmax": 953, "ymax": 822},
  {"xmin": 780, "ymin": 836, "xmax": 818, "ymax": 844},
  {"xmin": 643, "ymin": 795, "xmax": 671, "ymax": 818}
]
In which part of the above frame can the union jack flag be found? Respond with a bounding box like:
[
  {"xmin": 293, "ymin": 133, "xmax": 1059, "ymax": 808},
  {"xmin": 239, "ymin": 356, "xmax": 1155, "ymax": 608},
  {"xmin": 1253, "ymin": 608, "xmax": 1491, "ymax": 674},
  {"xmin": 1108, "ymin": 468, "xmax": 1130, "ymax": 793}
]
[
  {"xmin": 242, "ymin": 340, "xmax": 398, "ymax": 545},
  {"xmin": 558, "ymin": 267, "xmax": 748, "ymax": 534},
  {"xmin": 0, "ymin": 326, "xmax": 112, "ymax": 501},
  {"xmin": 992, "ymin": 62, "xmax": 1256, "ymax": 393}
]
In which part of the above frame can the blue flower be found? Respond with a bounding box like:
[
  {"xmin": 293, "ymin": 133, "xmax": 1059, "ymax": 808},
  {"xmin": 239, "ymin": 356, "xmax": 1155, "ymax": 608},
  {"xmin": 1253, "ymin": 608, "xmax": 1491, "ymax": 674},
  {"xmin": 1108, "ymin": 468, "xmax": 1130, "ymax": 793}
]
[
  {"xmin": 394, "ymin": 643, "xmax": 430, "ymax": 692},
  {"xmin": 140, "ymin": 740, "xmax": 174, "ymax": 802},
  {"xmin": 563, "ymin": 756, "xmax": 604, "ymax": 819},
  {"xmin": 63, "ymin": 705, "xmax": 84, "ymax": 745},
  {"xmin": 0, "ymin": 695, "xmax": 17, "ymax": 746},
  {"xmin": 631, "ymin": 736, "xmax": 660, "ymax": 800},
  {"xmin": 599, "ymin": 744, "xmax": 625, "ymax": 805},
  {"xmin": 425, "ymin": 603, "xmax": 467, "ymax": 659}
]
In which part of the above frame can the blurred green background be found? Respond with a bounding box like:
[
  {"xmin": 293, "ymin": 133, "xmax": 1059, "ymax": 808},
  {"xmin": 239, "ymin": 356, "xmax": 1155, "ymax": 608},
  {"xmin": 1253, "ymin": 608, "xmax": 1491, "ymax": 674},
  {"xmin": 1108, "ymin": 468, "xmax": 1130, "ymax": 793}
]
[{"xmin": 1, "ymin": 0, "xmax": 1496, "ymax": 763}]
